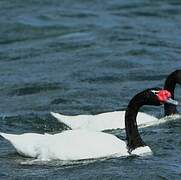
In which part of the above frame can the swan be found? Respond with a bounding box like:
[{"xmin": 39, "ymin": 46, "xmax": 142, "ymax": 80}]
[
  {"xmin": 0, "ymin": 88, "xmax": 178, "ymax": 161},
  {"xmin": 51, "ymin": 70, "xmax": 181, "ymax": 131}
]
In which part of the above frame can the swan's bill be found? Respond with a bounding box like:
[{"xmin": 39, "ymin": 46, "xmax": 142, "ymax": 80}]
[{"xmin": 165, "ymin": 98, "xmax": 178, "ymax": 106}]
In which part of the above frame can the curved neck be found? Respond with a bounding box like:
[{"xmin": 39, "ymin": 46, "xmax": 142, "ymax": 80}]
[
  {"xmin": 164, "ymin": 71, "xmax": 177, "ymax": 116},
  {"xmin": 125, "ymin": 92, "xmax": 147, "ymax": 152}
]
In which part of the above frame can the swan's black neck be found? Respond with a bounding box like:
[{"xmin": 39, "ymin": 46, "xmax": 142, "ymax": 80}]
[
  {"xmin": 125, "ymin": 90, "xmax": 160, "ymax": 152},
  {"xmin": 164, "ymin": 70, "xmax": 179, "ymax": 116}
]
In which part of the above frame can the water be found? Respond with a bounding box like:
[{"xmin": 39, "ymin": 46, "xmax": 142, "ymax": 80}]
[{"xmin": 0, "ymin": 0, "xmax": 181, "ymax": 179}]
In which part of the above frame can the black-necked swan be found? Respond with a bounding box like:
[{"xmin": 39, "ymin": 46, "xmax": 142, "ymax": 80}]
[
  {"xmin": 0, "ymin": 88, "xmax": 178, "ymax": 161},
  {"xmin": 51, "ymin": 70, "xmax": 181, "ymax": 131}
]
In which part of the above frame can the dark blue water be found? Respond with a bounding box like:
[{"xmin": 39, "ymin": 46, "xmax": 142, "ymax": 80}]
[{"xmin": 0, "ymin": 0, "xmax": 181, "ymax": 179}]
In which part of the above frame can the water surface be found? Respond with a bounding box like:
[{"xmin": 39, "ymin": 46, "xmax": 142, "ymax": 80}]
[{"xmin": 0, "ymin": 0, "xmax": 181, "ymax": 179}]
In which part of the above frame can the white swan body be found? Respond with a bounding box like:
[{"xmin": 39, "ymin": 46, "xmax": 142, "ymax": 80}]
[
  {"xmin": 51, "ymin": 111, "xmax": 158, "ymax": 131},
  {"xmin": 0, "ymin": 130, "xmax": 151, "ymax": 161}
]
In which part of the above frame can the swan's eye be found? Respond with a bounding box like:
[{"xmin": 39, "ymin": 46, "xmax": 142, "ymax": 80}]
[{"xmin": 151, "ymin": 90, "xmax": 159, "ymax": 95}]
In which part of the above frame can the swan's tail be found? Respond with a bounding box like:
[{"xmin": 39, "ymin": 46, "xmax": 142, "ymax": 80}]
[
  {"xmin": 50, "ymin": 112, "xmax": 73, "ymax": 129},
  {"xmin": 0, "ymin": 132, "xmax": 20, "ymax": 150},
  {"xmin": 0, "ymin": 132, "xmax": 15, "ymax": 142},
  {"xmin": 0, "ymin": 132, "xmax": 44, "ymax": 158},
  {"xmin": 50, "ymin": 112, "xmax": 90, "ymax": 129}
]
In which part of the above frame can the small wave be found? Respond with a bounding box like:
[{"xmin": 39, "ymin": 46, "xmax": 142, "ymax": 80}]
[
  {"xmin": 18, "ymin": 15, "xmax": 53, "ymax": 28},
  {"xmin": 80, "ymin": 75, "xmax": 125, "ymax": 84},
  {"xmin": 9, "ymin": 83, "xmax": 63, "ymax": 96},
  {"xmin": 20, "ymin": 158, "xmax": 101, "ymax": 167},
  {"xmin": 50, "ymin": 98, "xmax": 70, "ymax": 105}
]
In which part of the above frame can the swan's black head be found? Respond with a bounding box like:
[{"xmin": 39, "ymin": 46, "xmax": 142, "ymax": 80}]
[
  {"xmin": 135, "ymin": 88, "xmax": 177, "ymax": 106},
  {"xmin": 145, "ymin": 88, "xmax": 163, "ymax": 106},
  {"xmin": 146, "ymin": 88, "xmax": 178, "ymax": 106}
]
